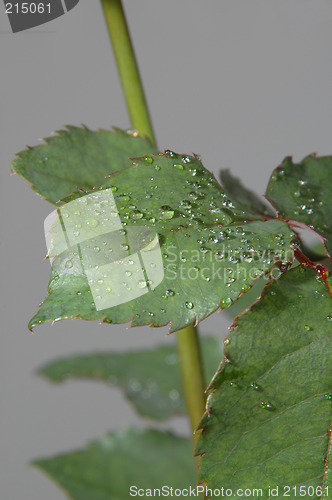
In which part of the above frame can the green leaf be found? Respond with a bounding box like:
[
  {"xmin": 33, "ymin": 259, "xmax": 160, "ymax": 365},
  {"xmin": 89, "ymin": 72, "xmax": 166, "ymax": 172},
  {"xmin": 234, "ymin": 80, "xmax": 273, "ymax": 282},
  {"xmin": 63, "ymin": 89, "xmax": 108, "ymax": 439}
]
[
  {"xmin": 38, "ymin": 337, "xmax": 221, "ymax": 420},
  {"xmin": 197, "ymin": 266, "xmax": 332, "ymax": 498},
  {"xmin": 266, "ymin": 155, "xmax": 332, "ymax": 256},
  {"xmin": 33, "ymin": 428, "xmax": 196, "ymax": 500},
  {"xmin": 220, "ymin": 169, "xmax": 275, "ymax": 218},
  {"xmin": 12, "ymin": 126, "xmax": 158, "ymax": 204},
  {"xmin": 30, "ymin": 152, "xmax": 296, "ymax": 332},
  {"xmin": 31, "ymin": 220, "xmax": 295, "ymax": 333}
]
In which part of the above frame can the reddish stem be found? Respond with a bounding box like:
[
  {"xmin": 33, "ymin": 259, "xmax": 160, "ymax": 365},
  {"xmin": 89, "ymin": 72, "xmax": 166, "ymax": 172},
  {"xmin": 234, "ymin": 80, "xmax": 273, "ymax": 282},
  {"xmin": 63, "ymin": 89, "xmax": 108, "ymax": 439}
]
[{"xmin": 294, "ymin": 247, "xmax": 331, "ymax": 295}]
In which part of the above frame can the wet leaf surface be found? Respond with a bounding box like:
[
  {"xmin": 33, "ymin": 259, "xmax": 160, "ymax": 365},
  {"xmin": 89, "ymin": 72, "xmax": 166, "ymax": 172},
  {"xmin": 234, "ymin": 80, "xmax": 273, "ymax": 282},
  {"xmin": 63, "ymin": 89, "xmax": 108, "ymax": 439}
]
[
  {"xmin": 197, "ymin": 266, "xmax": 332, "ymax": 499},
  {"xmin": 266, "ymin": 155, "xmax": 332, "ymax": 256}
]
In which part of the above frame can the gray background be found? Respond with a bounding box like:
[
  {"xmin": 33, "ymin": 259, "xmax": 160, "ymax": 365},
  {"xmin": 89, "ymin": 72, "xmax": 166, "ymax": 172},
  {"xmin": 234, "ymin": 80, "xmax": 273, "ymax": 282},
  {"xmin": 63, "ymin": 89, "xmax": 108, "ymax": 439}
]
[{"xmin": 1, "ymin": 1, "xmax": 332, "ymax": 499}]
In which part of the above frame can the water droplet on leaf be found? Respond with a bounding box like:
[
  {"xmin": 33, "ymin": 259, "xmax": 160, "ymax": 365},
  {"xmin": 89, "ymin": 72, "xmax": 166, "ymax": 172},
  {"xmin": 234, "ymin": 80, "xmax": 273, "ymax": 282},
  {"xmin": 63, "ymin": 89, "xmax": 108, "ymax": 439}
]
[
  {"xmin": 220, "ymin": 297, "xmax": 232, "ymax": 309},
  {"xmin": 160, "ymin": 205, "xmax": 174, "ymax": 220},
  {"xmin": 260, "ymin": 401, "xmax": 275, "ymax": 411},
  {"xmin": 131, "ymin": 210, "xmax": 144, "ymax": 220},
  {"xmin": 162, "ymin": 289, "xmax": 175, "ymax": 299},
  {"xmin": 86, "ymin": 218, "xmax": 98, "ymax": 227},
  {"xmin": 249, "ymin": 382, "xmax": 263, "ymax": 392}
]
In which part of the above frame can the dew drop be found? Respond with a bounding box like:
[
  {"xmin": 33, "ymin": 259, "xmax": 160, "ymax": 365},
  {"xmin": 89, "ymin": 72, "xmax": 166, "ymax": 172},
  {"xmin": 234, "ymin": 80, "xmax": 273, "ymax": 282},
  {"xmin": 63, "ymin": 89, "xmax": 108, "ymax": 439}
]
[
  {"xmin": 165, "ymin": 150, "xmax": 176, "ymax": 157},
  {"xmin": 160, "ymin": 205, "xmax": 175, "ymax": 220},
  {"xmin": 200, "ymin": 246, "xmax": 209, "ymax": 253},
  {"xmin": 220, "ymin": 297, "xmax": 232, "ymax": 309},
  {"xmin": 131, "ymin": 210, "xmax": 144, "ymax": 220},
  {"xmin": 143, "ymin": 156, "xmax": 153, "ymax": 164},
  {"xmin": 185, "ymin": 301, "xmax": 194, "ymax": 310},
  {"xmin": 119, "ymin": 194, "xmax": 130, "ymax": 201},
  {"xmin": 126, "ymin": 128, "xmax": 138, "ymax": 136},
  {"xmin": 260, "ymin": 401, "xmax": 275, "ymax": 411},
  {"xmin": 249, "ymin": 382, "xmax": 263, "ymax": 392},
  {"xmin": 180, "ymin": 200, "xmax": 192, "ymax": 208},
  {"xmin": 86, "ymin": 218, "xmax": 98, "ymax": 227},
  {"xmin": 65, "ymin": 260, "xmax": 73, "ymax": 269},
  {"xmin": 162, "ymin": 289, "xmax": 175, "ymax": 299},
  {"xmin": 173, "ymin": 163, "xmax": 184, "ymax": 170}
]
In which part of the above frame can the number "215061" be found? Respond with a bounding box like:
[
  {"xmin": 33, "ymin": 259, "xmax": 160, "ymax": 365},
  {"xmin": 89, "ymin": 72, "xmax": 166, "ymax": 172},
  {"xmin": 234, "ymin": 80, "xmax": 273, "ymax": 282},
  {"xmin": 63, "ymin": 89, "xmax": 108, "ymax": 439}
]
[{"xmin": 5, "ymin": 3, "xmax": 51, "ymax": 14}]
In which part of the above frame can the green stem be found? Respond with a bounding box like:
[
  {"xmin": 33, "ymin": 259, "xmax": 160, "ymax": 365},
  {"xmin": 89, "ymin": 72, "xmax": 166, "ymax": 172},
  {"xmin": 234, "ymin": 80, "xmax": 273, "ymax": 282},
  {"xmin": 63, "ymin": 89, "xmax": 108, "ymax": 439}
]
[
  {"xmin": 176, "ymin": 324, "xmax": 206, "ymax": 440},
  {"xmin": 100, "ymin": 0, "xmax": 156, "ymax": 145},
  {"xmin": 100, "ymin": 0, "xmax": 206, "ymax": 476}
]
